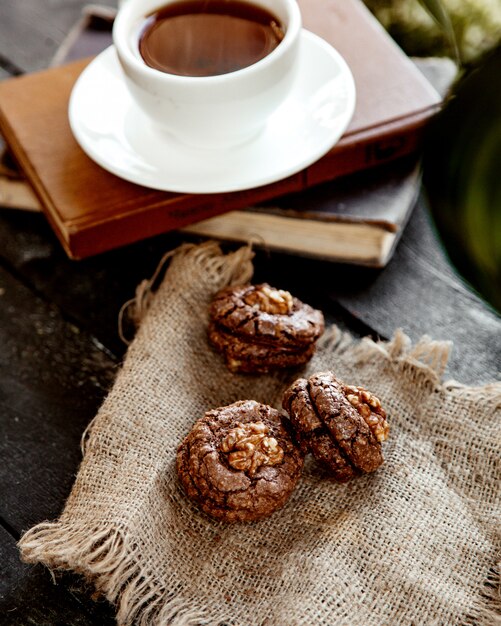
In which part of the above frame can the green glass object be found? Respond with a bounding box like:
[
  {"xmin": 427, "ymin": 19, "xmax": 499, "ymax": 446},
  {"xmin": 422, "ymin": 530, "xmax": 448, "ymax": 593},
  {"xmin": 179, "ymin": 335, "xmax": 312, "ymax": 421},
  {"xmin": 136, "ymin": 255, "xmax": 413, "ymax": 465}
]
[{"xmin": 423, "ymin": 46, "xmax": 501, "ymax": 314}]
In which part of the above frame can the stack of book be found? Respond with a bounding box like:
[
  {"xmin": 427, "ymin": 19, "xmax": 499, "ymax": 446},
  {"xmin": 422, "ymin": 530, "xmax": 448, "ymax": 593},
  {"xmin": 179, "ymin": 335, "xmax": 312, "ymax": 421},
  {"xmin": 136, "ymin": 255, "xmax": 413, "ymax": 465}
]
[{"xmin": 0, "ymin": 0, "xmax": 447, "ymax": 266}]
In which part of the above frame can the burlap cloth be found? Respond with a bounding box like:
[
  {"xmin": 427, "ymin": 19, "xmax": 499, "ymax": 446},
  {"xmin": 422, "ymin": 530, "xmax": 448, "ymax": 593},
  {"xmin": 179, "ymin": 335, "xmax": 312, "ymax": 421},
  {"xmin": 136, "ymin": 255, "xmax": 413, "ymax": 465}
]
[{"xmin": 19, "ymin": 243, "xmax": 501, "ymax": 626}]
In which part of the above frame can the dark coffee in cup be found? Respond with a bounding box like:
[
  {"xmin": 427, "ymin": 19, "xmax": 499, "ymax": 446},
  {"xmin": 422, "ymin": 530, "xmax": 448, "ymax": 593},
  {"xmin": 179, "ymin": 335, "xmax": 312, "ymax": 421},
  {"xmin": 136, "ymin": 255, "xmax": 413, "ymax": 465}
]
[{"xmin": 139, "ymin": 0, "xmax": 284, "ymax": 77}]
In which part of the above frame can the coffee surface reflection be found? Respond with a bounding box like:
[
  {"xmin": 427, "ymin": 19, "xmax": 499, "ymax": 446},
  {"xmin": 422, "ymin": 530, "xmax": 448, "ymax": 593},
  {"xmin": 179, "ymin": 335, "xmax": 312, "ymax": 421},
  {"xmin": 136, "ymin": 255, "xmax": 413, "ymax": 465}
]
[{"xmin": 139, "ymin": 0, "xmax": 284, "ymax": 77}]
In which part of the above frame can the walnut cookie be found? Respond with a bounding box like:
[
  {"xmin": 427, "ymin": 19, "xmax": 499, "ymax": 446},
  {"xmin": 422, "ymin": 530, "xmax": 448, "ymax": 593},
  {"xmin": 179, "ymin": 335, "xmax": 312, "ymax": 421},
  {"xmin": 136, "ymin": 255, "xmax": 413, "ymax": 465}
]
[
  {"xmin": 208, "ymin": 283, "xmax": 325, "ymax": 374},
  {"xmin": 282, "ymin": 372, "xmax": 389, "ymax": 482},
  {"xmin": 176, "ymin": 400, "xmax": 304, "ymax": 523}
]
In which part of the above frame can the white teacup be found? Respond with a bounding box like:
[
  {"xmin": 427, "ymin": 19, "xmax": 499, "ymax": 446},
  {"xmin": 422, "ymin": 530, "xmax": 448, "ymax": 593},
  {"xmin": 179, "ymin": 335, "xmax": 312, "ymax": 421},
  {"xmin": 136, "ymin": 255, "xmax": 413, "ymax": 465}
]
[{"xmin": 113, "ymin": 0, "xmax": 302, "ymax": 149}]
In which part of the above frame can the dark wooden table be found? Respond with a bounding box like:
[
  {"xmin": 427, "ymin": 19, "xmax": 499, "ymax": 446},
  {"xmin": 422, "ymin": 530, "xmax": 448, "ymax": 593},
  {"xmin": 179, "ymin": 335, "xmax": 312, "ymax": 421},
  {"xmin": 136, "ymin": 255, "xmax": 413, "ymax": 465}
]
[{"xmin": 0, "ymin": 2, "xmax": 500, "ymax": 624}]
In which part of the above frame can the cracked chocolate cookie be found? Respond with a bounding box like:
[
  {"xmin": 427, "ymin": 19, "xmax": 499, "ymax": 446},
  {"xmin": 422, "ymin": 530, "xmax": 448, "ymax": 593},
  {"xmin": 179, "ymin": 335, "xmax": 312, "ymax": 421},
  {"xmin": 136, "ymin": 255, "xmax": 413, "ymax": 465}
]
[
  {"xmin": 208, "ymin": 283, "xmax": 324, "ymax": 373},
  {"xmin": 176, "ymin": 400, "xmax": 304, "ymax": 522},
  {"xmin": 282, "ymin": 372, "xmax": 389, "ymax": 482}
]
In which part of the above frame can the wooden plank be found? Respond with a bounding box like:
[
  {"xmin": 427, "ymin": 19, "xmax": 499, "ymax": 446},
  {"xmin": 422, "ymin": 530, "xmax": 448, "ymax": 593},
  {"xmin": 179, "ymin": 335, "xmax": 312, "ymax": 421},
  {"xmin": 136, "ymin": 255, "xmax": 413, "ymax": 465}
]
[
  {"xmin": 0, "ymin": 525, "xmax": 115, "ymax": 625},
  {"xmin": 0, "ymin": 263, "xmax": 118, "ymax": 621},
  {"xmin": 0, "ymin": 525, "xmax": 25, "ymax": 599},
  {"xmin": 331, "ymin": 196, "xmax": 501, "ymax": 384},
  {"xmin": 0, "ymin": 265, "xmax": 116, "ymax": 532},
  {"xmin": 0, "ymin": 0, "xmax": 115, "ymax": 74},
  {"xmin": 0, "ymin": 207, "xmax": 189, "ymax": 356}
]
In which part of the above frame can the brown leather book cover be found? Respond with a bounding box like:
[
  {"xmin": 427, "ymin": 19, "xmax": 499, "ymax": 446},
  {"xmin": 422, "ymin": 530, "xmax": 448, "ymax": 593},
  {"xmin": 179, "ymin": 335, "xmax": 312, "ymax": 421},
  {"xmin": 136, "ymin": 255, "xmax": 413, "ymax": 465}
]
[{"xmin": 0, "ymin": 0, "xmax": 441, "ymax": 259}]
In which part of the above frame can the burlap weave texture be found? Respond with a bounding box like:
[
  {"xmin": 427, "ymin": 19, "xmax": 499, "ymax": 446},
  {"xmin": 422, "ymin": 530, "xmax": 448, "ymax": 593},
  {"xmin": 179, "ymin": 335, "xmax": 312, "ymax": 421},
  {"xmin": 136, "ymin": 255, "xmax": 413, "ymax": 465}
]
[{"xmin": 19, "ymin": 243, "xmax": 501, "ymax": 625}]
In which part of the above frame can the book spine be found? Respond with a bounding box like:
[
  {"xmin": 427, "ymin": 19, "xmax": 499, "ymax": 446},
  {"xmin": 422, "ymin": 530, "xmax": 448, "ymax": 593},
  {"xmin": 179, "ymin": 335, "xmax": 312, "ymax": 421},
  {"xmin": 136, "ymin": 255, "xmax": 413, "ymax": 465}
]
[{"xmin": 67, "ymin": 173, "xmax": 305, "ymax": 258}]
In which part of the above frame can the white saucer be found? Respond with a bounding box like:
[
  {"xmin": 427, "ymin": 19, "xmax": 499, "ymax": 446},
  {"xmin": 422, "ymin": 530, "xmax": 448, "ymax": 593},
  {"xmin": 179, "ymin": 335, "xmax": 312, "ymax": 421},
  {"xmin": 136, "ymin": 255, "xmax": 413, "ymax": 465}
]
[{"xmin": 69, "ymin": 30, "xmax": 356, "ymax": 194}]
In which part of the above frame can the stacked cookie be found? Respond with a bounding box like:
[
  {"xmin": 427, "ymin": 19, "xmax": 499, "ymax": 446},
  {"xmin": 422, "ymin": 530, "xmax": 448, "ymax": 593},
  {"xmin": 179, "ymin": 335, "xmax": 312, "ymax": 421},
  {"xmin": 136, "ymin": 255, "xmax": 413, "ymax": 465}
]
[
  {"xmin": 208, "ymin": 283, "xmax": 325, "ymax": 373},
  {"xmin": 283, "ymin": 371, "xmax": 389, "ymax": 483}
]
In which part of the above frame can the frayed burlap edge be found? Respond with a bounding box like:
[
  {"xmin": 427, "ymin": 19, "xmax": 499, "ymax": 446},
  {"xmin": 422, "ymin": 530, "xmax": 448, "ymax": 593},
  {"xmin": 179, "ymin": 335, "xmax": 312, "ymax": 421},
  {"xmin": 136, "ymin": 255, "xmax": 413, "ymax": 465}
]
[
  {"xmin": 18, "ymin": 243, "xmax": 501, "ymax": 626},
  {"xmin": 118, "ymin": 241, "xmax": 254, "ymax": 344}
]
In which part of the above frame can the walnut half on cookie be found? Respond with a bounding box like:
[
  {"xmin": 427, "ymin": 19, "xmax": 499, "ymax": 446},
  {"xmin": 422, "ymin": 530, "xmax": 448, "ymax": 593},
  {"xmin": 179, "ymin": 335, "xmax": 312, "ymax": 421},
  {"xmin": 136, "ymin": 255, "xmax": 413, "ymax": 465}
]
[
  {"xmin": 208, "ymin": 283, "xmax": 325, "ymax": 374},
  {"xmin": 176, "ymin": 400, "xmax": 304, "ymax": 523},
  {"xmin": 282, "ymin": 372, "xmax": 389, "ymax": 482}
]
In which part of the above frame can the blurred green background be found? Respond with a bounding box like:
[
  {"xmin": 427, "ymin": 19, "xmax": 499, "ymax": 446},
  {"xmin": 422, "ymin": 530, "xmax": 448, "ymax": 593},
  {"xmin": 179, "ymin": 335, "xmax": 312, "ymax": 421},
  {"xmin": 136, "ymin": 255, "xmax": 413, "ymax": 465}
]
[
  {"xmin": 364, "ymin": 0, "xmax": 501, "ymax": 314},
  {"xmin": 364, "ymin": 0, "xmax": 501, "ymax": 65}
]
